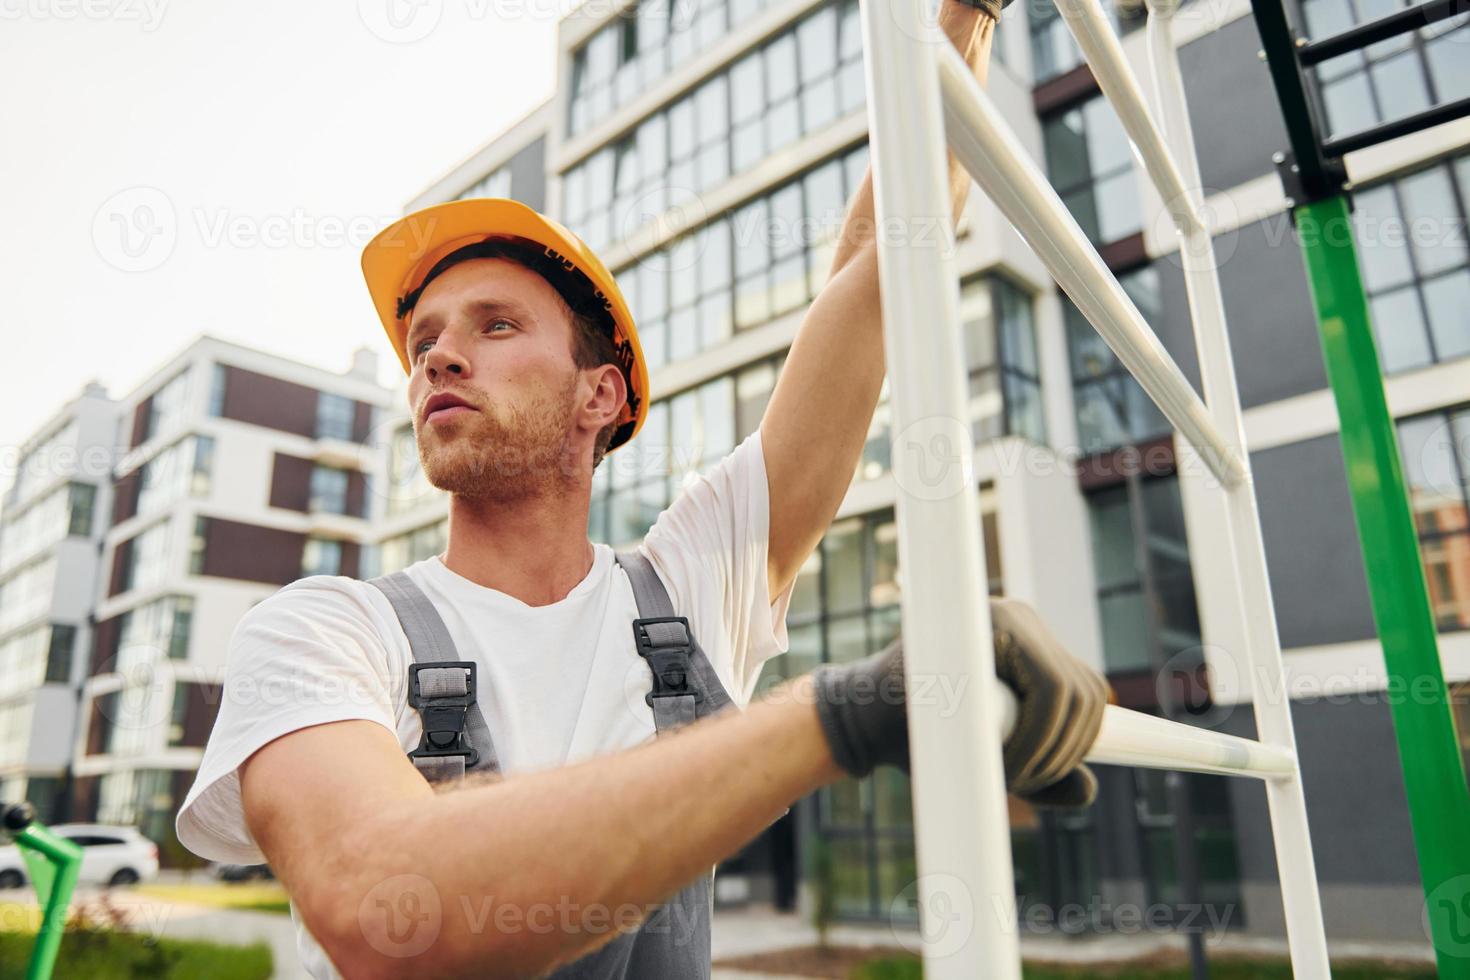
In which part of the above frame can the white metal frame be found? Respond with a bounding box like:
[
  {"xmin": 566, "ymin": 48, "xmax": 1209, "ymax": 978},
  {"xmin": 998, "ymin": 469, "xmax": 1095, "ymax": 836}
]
[{"xmin": 859, "ymin": 0, "xmax": 1332, "ymax": 975}]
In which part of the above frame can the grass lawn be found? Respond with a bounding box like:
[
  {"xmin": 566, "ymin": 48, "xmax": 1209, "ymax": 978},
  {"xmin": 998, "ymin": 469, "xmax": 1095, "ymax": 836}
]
[
  {"xmin": 0, "ymin": 927, "xmax": 272, "ymax": 979},
  {"xmin": 134, "ymin": 881, "xmax": 292, "ymax": 915},
  {"xmin": 853, "ymin": 952, "xmax": 1438, "ymax": 979}
]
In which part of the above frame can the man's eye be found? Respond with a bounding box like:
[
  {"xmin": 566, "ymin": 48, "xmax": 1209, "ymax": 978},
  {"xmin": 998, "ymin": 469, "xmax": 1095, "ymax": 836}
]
[
  {"xmin": 413, "ymin": 339, "xmax": 434, "ymax": 359},
  {"xmin": 487, "ymin": 320, "xmax": 513, "ymax": 333}
]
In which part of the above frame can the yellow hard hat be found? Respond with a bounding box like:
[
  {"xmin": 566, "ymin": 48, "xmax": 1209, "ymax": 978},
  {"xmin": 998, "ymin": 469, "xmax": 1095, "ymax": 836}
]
[{"xmin": 361, "ymin": 197, "xmax": 649, "ymax": 453}]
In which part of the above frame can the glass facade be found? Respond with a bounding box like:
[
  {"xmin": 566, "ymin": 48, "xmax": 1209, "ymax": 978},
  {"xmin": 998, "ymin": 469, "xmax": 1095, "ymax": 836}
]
[
  {"xmin": 0, "ymin": 481, "xmax": 98, "ymax": 576},
  {"xmin": 1028, "ymin": 0, "xmax": 1123, "ymax": 84},
  {"xmin": 1298, "ymin": 0, "xmax": 1469, "ymax": 140},
  {"xmin": 1397, "ymin": 406, "xmax": 1470, "ymax": 631},
  {"xmin": 563, "ymin": 0, "xmax": 864, "ymax": 252},
  {"xmin": 590, "ymin": 355, "xmax": 773, "ymax": 546},
  {"xmin": 1086, "ymin": 475, "xmax": 1202, "ymax": 673},
  {"xmin": 749, "ymin": 498, "xmax": 1000, "ymax": 918},
  {"xmin": 613, "ymin": 143, "xmax": 868, "ymax": 370},
  {"xmin": 135, "ymin": 436, "xmax": 214, "ymax": 519},
  {"xmin": 117, "ymin": 595, "xmax": 194, "ymax": 664},
  {"xmin": 0, "ymin": 624, "xmax": 51, "ymax": 701},
  {"xmin": 142, "ymin": 369, "xmax": 194, "ymax": 446},
  {"xmin": 1042, "ymin": 93, "xmax": 1142, "ymax": 246},
  {"xmin": 0, "ymin": 558, "xmax": 58, "ymax": 635},
  {"xmin": 121, "ymin": 520, "xmax": 172, "ymax": 596},
  {"xmin": 1355, "ymin": 153, "xmax": 1470, "ymax": 373},
  {"xmin": 1068, "ymin": 266, "xmax": 1169, "ymax": 454},
  {"xmin": 566, "ymin": 0, "xmax": 788, "ymax": 139},
  {"xmin": 6, "ymin": 421, "xmax": 78, "ymax": 509}
]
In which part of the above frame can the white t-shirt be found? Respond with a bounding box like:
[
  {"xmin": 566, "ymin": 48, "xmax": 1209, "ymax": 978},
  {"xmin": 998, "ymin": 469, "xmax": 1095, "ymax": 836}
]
[{"xmin": 176, "ymin": 431, "xmax": 792, "ymax": 979}]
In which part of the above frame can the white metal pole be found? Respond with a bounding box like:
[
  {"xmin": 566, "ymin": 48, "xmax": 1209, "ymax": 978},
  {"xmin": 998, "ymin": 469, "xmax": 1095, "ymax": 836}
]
[
  {"xmin": 935, "ymin": 47, "xmax": 1246, "ymax": 489},
  {"xmin": 1144, "ymin": 2, "xmax": 1332, "ymax": 975},
  {"xmin": 996, "ymin": 688, "xmax": 1299, "ymax": 778},
  {"xmin": 857, "ymin": 0, "xmax": 1020, "ymax": 975},
  {"xmin": 1052, "ymin": 0, "xmax": 1204, "ymax": 239}
]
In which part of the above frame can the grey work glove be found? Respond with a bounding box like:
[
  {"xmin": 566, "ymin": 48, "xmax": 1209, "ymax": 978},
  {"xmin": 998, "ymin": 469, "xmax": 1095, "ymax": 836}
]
[
  {"xmin": 951, "ymin": 0, "xmax": 1014, "ymax": 23},
  {"xmin": 812, "ymin": 598, "xmax": 1109, "ymax": 808}
]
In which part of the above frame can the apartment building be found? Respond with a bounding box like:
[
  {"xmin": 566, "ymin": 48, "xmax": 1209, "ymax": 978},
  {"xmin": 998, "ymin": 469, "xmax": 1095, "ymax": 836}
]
[
  {"xmin": 0, "ymin": 383, "xmax": 116, "ymax": 823},
  {"xmin": 63, "ymin": 337, "xmax": 393, "ymax": 858},
  {"xmin": 390, "ymin": 0, "xmax": 1470, "ymax": 947}
]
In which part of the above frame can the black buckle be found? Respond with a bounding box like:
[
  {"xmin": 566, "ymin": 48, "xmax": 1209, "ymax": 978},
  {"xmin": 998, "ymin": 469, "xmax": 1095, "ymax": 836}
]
[
  {"xmin": 633, "ymin": 617, "xmax": 703, "ymax": 708},
  {"xmin": 407, "ymin": 661, "xmax": 480, "ymax": 768}
]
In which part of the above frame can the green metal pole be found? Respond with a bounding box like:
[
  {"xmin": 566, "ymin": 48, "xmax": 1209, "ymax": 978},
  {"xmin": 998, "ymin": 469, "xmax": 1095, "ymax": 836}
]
[
  {"xmin": 1295, "ymin": 194, "xmax": 1470, "ymax": 974},
  {"xmin": 16, "ymin": 824, "xmax": 82, "ymax": 980}
]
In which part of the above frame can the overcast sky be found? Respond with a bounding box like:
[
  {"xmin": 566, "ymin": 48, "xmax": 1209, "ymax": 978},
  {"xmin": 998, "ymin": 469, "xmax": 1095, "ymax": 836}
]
[{"xmin": 0, "ymin": 0, "xmax": 560, "ymax": 461}]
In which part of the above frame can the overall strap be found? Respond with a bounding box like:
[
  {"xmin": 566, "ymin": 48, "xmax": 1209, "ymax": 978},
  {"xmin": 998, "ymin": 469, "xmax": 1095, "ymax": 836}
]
[
  {"xmin": 368, "ymin": 571, "xmax": 500, "ymax": 783},
  {"xmin": 615, "ymin": 550, "xmax": 733, "ymax": 735}
]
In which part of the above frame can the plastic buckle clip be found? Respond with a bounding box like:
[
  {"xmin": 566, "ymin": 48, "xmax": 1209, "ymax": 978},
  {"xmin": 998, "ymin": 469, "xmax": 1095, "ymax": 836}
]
[
  {"xmin": 634, "ymin": 616, "xmax": 703, "ymax": 708},
  {"xmin": 407, "ymin": 661, "xmax": 481, "ymax": 768}
]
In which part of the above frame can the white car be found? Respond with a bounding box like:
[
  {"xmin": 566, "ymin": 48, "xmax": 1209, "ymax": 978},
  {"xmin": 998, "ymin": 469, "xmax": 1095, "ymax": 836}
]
[{"xmin": 0, "ymin": 824, "xmax": 159, "ymax": 889}]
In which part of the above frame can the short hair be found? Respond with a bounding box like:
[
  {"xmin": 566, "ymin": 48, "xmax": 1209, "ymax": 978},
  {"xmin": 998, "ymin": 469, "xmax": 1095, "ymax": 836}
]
[{"xmin": 397, "ymin": 238, "xmax": 623, "ymax": 469}]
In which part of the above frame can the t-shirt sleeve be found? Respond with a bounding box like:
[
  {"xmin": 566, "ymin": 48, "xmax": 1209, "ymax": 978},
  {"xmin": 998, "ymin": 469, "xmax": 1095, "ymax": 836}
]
[
  {"xmin": 175, "ymin": 577, "xmax": 401, "ymax": 866},
  {"xmin": 640, "ymin": 429, "xmax": 793, "ymax": 705}
]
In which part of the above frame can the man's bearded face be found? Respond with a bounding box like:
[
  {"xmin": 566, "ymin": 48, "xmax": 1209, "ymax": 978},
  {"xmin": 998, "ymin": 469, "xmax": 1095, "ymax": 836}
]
[{"xmin": 405, "ymin": 258, "xmax": 587, "ymax": 503}]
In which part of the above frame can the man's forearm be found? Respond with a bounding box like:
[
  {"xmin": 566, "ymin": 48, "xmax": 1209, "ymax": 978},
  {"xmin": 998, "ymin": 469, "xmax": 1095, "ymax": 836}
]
[
  {"xmin": 327, "ymin": 676, "xmax": 842, "ymax": 979},
  {"xmin": 760, "ymin": 0, "xmax": 997, "ymax": 598}
]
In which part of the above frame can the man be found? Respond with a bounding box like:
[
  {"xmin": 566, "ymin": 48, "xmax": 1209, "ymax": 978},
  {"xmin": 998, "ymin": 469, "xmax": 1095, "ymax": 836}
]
[{"xmin": 176, "ymin": 0, "xmax": 1107, "ymax": 975}]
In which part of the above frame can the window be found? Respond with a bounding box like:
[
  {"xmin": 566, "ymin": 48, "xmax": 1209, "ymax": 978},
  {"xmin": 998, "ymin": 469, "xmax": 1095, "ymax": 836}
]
[
  {"xmin": 1068, "ymin": 266, "xmax": 1170, "ymax": 453},
  {"xmin": 143, "ymin": 369, "xmax": 192, "ymax": 444},
  {"xmin": 189, "ymin": 517, "xmax": 207, "ymax": 576},
  {"xmin": 316, "ymin": 393, "xmax": 357, "ymax": 441},
  {"xmin": 379, "ymin": 520, "xmax": 446, "ymax": 574},
  {"xmin": 302, "ymin": 537, "xmax": 344, "ymax": 578},
  {"xmin": 1029, "ymin": 1, "xmax": 1122, "ymax": 83},
  {"xmin": 616, "ymin": 142, "xmax": 869, "ymax": 367},
  {"xmin": 751, "ymin": 501, "xmax": 999, "ymax": 920},
  {"xmin": 387, "ymin": 424, "xmax": 439, "ymax": 516},
  {"xmin": 208, "ymin": 363, "xmax": 227, "ymax": 417},
  {"xmin": 1, "ymin": 481, "xmax": 83, "ymax": 575},
  {"xmin": 309, "ymin": 465, "xmax": 351, "ymax": 515},
  {"xmin": 135, "ymin": 436, "xmax": 214, "ymax": 517},
  {"xmin": 565, "ymin": 0, "xmax": 772, "ymax": 138},
  {"xmin": 0, "ymin": 625, "xmax": 50, "ymax": 701},
  {"xmin": 168, "ymin": 684, "xmax": 189, "ymax": 747},
  {"xmin": 1087, "ymin": 475, "xmax": 1202, "ymax": 673},
  {"xmin": 0, "ymin": 558, "xmax": 57, "ymax": 635},
  {"xmin": 590, "ymin": 356, "xmax": 780, "ymax": 546},
  {"xmin": 563, "ymin": 0, "xmax": 865, "ymax": 250},
  {"xmin": 67, "ymin": 483, "xmax": 96, "ymax": 536},
  {"xmin": 1397, "ymin": 407, "xmax": 1470, "ymax": 631},
  {"xmin": 125, "ymin": 521, "xmax": 173, "ymax": 594},
  {"xmin": 7, "ymin": 420, "xmax": 78, "ymax": 508},
  {"xmin": 119, "ymin": 595, "xmax": 195, "ymax": 662},
  {"xmin": 457, "ymin": 166, "xmax": 512, "ymax": 201},
  {"xmin": 1042, "ymin": 95, "xmax": 1142, "ymax": 245},
  {"xmin": 1298, "ymin": 0, "xmax": 1468, "ymax": 140},
  {"xmin": 45, "ymin": 624, "xmax": 74, "ymax": 683},
  {"xmin": 1355, "ymin": 154, "xmax": 1470, "ymax": 373}
]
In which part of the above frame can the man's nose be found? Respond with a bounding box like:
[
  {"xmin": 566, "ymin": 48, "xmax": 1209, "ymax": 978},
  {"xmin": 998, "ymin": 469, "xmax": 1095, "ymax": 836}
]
[{"xmin": 424, "ymin": 339, "xmax": 469, "ymax": 380}]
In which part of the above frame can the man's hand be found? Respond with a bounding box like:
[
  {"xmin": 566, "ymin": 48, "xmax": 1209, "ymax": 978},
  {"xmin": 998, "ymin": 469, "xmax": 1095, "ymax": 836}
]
[{"xmin": 812, "ymin": 598, "xmax": 1109, "ymax": 807}]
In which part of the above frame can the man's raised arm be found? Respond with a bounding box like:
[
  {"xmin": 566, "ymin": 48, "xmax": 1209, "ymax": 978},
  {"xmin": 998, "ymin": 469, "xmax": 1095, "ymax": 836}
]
[{"xmin": 760, "ymin": 0, "xmax": 999, "ymax": 601}]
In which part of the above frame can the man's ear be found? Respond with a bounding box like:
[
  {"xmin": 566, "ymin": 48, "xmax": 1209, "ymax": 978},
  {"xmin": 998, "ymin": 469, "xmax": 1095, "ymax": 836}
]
[{"xmin": 582, "ymin": 363, "xmax": 627, "ymax": 432}]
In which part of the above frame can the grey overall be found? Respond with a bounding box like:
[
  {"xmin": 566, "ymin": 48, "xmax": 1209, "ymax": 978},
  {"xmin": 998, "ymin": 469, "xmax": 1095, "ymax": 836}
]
[{"xmin": 368, "ymin": 551, "xmax": 734, "ymax": 979}]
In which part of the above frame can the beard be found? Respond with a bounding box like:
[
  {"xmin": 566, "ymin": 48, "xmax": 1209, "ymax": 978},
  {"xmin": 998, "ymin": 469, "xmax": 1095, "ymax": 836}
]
[{"xmin": 415, "ymin": 373, "xmax": 581, "ymax": 504}]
